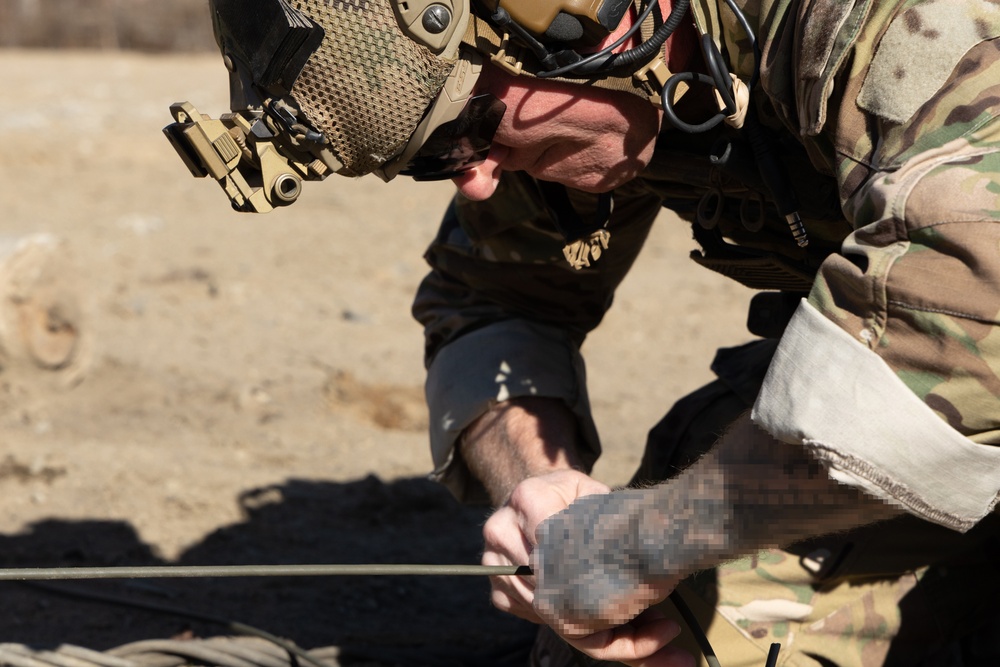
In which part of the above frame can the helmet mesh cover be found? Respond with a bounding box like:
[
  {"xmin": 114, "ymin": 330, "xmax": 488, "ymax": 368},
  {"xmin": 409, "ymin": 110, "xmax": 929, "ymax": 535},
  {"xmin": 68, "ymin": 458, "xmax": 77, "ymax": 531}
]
[{"xmin": 291, "ymin": 0, "xmax": 456, "ymax": 176}]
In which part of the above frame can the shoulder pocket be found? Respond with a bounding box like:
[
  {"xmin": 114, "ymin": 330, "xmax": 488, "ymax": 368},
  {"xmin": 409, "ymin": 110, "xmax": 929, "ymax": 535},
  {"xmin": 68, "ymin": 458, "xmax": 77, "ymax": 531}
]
[{"xmin": 858, "ymin": 0, "xmax": 1000, "ymax": 125}]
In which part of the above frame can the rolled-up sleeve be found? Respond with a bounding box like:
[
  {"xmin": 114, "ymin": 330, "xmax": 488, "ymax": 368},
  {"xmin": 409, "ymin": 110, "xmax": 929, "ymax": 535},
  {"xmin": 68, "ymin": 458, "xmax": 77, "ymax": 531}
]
[
  {"xmin": 753, "ymin": 298, "xmax": 1000, "ymax": 532},
  {"xmin": 412, "ymin": 172, "xmax": 663, "ymax": 500},
  {"xmin": 425, "ymin": 318, "xmax": 600, "ymax": 499},
  {"xmin": 754, "ymin": 129, "xmax": 1000, "ymax": 532}
]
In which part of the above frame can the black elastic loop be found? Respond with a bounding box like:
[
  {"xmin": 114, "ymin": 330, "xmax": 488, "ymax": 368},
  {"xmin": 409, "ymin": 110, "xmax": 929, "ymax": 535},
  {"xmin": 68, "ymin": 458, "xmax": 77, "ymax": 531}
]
[
  {"xmin": 661, "ymin": 71, "xmax": 727, "ymax": 133},
  {"xmin": 696, "ymin": 188, "xmax": 724, "ymax": 229}
]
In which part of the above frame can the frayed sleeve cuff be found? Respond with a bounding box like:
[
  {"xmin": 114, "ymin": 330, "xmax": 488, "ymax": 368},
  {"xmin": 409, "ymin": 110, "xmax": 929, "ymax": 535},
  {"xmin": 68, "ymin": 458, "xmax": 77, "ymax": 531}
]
[
  {"xmin": 425, "ymin": 320, "xmax": 600, "ymax": 501},
  {"xmin": 752, "ymin": 299, "xmax": 1000, "ymax": 532}
]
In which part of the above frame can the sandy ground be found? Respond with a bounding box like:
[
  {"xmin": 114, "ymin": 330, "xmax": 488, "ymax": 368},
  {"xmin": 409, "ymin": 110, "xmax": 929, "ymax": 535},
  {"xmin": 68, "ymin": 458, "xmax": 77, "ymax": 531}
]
[{"xmin": 0, "ymin": 50, "xmax": 752, "ymax": 658}]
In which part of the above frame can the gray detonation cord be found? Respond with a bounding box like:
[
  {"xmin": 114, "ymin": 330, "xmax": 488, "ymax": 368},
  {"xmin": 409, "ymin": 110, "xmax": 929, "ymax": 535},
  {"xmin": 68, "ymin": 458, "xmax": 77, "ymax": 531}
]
[
  {"xmin": 1, "ymin": 563, "xmax": 779, "ymax": 667},
  {"xmin": 0, "ymin": 563, "xmax": 531, "ymax": 580}
]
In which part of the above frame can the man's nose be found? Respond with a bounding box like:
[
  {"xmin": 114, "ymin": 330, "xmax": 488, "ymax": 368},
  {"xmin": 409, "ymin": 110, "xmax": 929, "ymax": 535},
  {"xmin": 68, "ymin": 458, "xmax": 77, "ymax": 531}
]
[{"xmin": 451, "ymin": 145, "xmax": 508, "ymax": 201}]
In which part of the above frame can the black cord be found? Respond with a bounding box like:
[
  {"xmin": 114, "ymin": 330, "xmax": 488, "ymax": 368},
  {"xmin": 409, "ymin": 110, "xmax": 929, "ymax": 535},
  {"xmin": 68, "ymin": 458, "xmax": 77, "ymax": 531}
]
[
  {"xmin": 668, "ymin": 590, "xmax": 724, "ymax": 667},
  {"xmin": 765, "ymin": 642, "xmax": 782, "ymax": 667},
  {"xmin": 537, "ymin": 0, "xmax": 691, "ymax": 79},
  {"xmin": 669, "ymin": 590, "xmax": 781, "ymax": 667},
  {"xmin": 662, "ymin": 0, "xmax": 757, "ymax": 134},
  {"xmin": 702, "ymin": 33, "xmax": 736, "ymax": 113},
  {"xmin": 534, "ymin": 0, "xmax": 660, "ymax": 78},
  {"xmin": 480, "ymin": 0, "xmax": 690, "ymax": 81},
  {"xmin": 658, "ymin": 0, "xmax": 807, "ymax": 245}
]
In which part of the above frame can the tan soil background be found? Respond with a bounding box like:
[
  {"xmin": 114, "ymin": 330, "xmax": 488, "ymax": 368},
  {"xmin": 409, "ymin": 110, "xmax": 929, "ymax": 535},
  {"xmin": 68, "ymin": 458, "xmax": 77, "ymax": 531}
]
[{"xmin": 0, "ymin": 46, "xmax": 753, "ymax": 661}]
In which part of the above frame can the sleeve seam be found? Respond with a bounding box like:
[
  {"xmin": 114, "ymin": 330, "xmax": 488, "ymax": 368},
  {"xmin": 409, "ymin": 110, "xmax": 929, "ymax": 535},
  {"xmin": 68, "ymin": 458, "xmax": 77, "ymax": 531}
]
[{"xmin": 887, "ymin": 299, "xmax": 1000, "ymax": 325}]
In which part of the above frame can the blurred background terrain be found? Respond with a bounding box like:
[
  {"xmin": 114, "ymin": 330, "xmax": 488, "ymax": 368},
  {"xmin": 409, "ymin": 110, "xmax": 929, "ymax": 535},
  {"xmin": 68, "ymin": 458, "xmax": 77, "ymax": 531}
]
[
  {"xmin": 0, "ymin": 2, "xmax": 752, "ymax": 662},
  {"xmin": 0, "ymin": 0, "xmax": 215, "ymax": 51}
]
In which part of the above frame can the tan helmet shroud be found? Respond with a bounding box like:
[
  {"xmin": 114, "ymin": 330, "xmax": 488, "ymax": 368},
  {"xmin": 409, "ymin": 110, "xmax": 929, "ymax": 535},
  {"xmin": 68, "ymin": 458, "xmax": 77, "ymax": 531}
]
[
  {"xmin": 162, "ymin": 0, "xmax": 724, "ymax": 214},
  {"xmin": 164, "ymin": 0, "xmax": 685, "ymax": 215},
  {"xmin": 287, "ymin": 0, "xmax": 669, "ymax": 179},
  {"xmin": 289, "ymin": 0, "xmax": 470, "ymax": 177}
]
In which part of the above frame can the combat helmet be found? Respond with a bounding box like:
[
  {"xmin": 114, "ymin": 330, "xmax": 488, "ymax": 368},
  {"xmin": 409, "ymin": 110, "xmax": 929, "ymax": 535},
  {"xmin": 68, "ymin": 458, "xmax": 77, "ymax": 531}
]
[{"xmin": 164, "ymin": 0, "xmax": 689, "ymax": 212}]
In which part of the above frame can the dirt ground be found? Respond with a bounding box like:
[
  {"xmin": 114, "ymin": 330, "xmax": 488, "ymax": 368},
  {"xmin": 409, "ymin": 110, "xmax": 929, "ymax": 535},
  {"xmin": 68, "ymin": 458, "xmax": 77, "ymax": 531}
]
[{"xmin": 0, "ymin": 50, "xmax": 753, "ymax": 661}]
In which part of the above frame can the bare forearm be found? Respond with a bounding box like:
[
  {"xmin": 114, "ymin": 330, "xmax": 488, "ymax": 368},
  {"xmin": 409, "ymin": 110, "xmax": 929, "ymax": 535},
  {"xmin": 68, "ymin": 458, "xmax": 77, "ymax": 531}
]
[{"xmin": 460, "ymin": 397, "xmax": 587, "ymax": 505}]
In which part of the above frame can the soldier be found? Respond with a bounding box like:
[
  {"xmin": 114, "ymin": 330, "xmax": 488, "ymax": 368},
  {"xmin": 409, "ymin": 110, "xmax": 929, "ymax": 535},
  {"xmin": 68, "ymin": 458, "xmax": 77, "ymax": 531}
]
[{"xmin": 169, "ymin": 0, "xmax": 1000, "ymax": 664}]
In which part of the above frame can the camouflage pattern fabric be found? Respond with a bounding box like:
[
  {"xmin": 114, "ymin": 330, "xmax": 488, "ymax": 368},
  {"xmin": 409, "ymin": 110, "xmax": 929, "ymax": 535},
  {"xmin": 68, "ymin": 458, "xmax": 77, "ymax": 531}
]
[
  {"xmin": 414, "ymin": 0, "xmax": 1000, "ymax": 494},
  {"xmin": 412, "ymin": 0, "xmax": 1000, "ymax": 663},
  {"xmin": 290, "ymin": 0, "xmax": 455, "ymax": 176},
  {"xmin": 634, "ymin": 340, "xmax": 1000, "ymax": 666},
  {"xmin": 790, "ymin": 0, "xmax": 1000, "ymax": 445}
]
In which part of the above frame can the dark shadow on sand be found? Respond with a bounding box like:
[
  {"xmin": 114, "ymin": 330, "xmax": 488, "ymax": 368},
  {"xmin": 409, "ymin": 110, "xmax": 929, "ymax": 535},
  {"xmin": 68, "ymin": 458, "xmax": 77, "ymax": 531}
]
[{"xmin": 0, "ymin": 475, "xmax": 536, "ymax": 666}]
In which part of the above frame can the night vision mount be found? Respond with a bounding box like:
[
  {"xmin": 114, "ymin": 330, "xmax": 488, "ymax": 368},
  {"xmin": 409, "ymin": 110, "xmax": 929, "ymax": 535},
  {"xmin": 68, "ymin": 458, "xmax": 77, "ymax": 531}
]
[{"xmin": 163, "ymin": 0, "xmax": 339, "ymax": 213}]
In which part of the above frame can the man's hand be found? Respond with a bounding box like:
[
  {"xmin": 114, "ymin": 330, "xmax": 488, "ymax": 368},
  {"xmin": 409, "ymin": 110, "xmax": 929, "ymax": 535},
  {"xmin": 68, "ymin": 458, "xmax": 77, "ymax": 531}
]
[
  {"xmin": 483, "ymin": 470, "xmax": 693, "ymax": 667},
  {"xmin": 531, "ymin": 489, "xmax": 680, "ymax": 636},
  {"xmin": 482, "ymin": 469, "xmax": 611, "ymax": 622},
  {"xmin": 477, "ymin": 413, "xmax": 904, "ymax": 667}
]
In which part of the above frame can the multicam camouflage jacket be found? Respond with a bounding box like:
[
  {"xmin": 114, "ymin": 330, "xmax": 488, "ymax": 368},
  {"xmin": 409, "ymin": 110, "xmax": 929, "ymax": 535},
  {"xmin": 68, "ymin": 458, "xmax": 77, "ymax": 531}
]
[{"xmin": 412, "ymin": 0, "xmax": 1000, "ymax": 529}]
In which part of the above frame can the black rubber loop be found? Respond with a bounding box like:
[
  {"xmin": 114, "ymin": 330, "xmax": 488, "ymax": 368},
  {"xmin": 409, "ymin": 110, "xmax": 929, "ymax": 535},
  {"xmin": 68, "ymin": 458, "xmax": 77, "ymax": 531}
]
[
  {"xmin": 661, "ymin": 71, "xmax": 728, "ymax": 133},
  {"xmin": 696, "ymin": 188, "xmax": 724, "ymax": 229}
]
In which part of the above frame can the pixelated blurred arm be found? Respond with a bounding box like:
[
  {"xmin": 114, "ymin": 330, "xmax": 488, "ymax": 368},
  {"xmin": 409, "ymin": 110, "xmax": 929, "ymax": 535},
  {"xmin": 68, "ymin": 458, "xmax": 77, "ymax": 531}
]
[
  {"xmin": 483, "ymin": 467, "xmax": 694, "ymax": 667},
  {"xmin": 412, "ymin": 173, "xmax": 664, "ymax": 502},
  {"xmin": 753, "ymin": 127, "xmax": 1000, "ymax": 533},
  {"xmin": 530, "ymin": 412, "xmax": 903, "ymax": 639}
]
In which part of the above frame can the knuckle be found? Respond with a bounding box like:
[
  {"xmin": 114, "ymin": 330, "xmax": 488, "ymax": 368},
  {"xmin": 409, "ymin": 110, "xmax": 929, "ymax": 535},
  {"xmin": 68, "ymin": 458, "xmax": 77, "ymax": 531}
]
[
  {"xmin": 508, "ymin": 482, "xmax": 534, "ymax": 508},
  {"xmin": 482, "ymin": 515, "xmax": 507, "ymax": 546}
]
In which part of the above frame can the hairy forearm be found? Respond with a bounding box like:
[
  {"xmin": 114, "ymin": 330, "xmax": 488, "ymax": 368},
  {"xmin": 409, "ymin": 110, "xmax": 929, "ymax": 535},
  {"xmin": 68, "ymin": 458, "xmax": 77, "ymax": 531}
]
[{"xmin": 460, "ymin": 397, "xmax": 586, "ymax": 505}]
